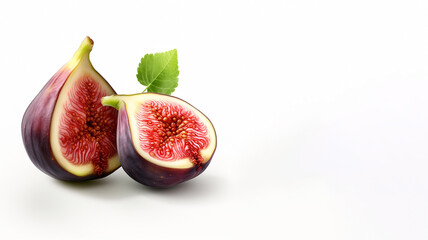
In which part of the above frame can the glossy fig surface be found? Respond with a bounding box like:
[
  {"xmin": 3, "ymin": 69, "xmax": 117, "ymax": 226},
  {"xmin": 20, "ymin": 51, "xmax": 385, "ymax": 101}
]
[
  {"xmin": 102, "ymin": 93, "xmax": 217, "ymax": 188},
  {"xmin": 22, "ymin": 37, "xmax": 120, "ymax": 181}
]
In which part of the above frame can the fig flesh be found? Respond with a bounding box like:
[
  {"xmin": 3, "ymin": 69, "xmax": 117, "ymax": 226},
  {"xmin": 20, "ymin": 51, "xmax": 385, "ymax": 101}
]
[
  {"xmin": 22, "ymin": 37, "xmax": 120, "ymax": 181},
  {"xmin": 102, "ymin": 93, "xmax": 217, "ymax": 188}
]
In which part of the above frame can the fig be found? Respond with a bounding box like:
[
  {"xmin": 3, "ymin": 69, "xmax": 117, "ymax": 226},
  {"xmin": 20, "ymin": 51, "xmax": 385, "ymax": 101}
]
[
  {"xmin": 22, "ymin": 37, "xmax": 120, "ymax": 181},
  {"xmin": 102, "ymin": 93, "xmax": 217, "ymax": 188}
]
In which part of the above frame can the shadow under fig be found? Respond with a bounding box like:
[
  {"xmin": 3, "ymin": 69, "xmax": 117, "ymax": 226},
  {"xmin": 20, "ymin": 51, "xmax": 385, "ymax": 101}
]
[
  {"xmin": 54, "ymin": 169, "xmax": 225, "ymax": 201},
  {"xmin": 139, "ymin": 174, "xmax": 225, "ymax": 201},
  {"xmin": 53, "ymin": 169, "xmax": 141, "ymax": 200}
]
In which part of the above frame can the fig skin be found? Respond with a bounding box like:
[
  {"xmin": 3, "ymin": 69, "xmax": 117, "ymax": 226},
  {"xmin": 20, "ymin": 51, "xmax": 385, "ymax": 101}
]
[
  {"xmin": 117, "ymin": 104, "xmax": 213, "ymax": 188},
  {"xmin": 22, "ymin": 37, "xmax": 119, "ymax": 181},
  {"xmin": 22, "ymin": 67, "xmax": 85, "ymax": 181}
]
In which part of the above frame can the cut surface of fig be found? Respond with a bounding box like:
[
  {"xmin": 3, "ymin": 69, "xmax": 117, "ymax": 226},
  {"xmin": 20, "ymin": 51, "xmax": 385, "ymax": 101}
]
[
  {"xmin": 137, "ymin": 99, "xmax": 211, "ymax": 165},
  {"xmin": 22, "ymin": 37, "xmax": 120, "ymax": 180},
  {"xmin": 51, "ymin": 68, "xmax": 119, "ymax": 176},
  {"xmin": 102, "ymin": 93, "xmax": 217, "ymax": 187}
]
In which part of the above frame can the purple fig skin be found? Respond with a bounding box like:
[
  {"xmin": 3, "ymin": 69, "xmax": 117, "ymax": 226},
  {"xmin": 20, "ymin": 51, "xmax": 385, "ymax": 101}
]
[
  {"xmin": 22, "ymin": 67, "xmax": 81, "ymax": 181},
  {"xmin": 117, "ymin": 105, "xmax": 213, "ymax": 188}
]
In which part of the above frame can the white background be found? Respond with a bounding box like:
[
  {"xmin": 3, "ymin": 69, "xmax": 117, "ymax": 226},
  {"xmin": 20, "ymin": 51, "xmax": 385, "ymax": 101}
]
[{"xmin": 1, "ymin": 0, "xmax": 427, "ymax": 239}]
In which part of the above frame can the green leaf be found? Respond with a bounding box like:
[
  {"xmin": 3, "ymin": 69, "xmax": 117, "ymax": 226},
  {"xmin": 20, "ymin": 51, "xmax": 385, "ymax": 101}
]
[{"xmin": 136, "ymin": 49, "xmax": 179, "ymax": 95}]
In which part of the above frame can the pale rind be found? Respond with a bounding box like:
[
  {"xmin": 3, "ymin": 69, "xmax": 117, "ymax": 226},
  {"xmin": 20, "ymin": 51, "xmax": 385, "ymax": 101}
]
[
  {"xmin": 50, "ymin": 56, "xmax": 120, "ymax": 176},
  {"xmin": 121, "ymin": 94, "xmax": 217, "ymax": 169}
]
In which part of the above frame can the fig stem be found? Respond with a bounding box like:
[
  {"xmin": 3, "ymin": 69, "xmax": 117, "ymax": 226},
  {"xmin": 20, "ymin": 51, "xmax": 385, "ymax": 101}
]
[
  {"xmin": 101, "ymin": 95, "xmax": 122, "ymax": 110},
  {"xmin": 69, "ymin": 36, "xmax": 94, "ymax": 66}
]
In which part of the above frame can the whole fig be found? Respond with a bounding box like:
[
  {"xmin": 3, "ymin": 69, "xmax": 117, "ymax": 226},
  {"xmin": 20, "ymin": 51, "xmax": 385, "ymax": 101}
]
[
  {"xmin": 102, "ymin": 93, "xmax": 217, "ymax": 188},
  {"xmin": 22, "ymin": 37, "xmax": 120, "ymax": 181}
]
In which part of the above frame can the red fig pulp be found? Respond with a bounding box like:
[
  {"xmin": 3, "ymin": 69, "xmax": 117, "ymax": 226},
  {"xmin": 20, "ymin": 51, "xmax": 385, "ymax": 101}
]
[
  {"xmin": 22, "ymin": 37, "xmax": 120, "ymax": 181},
  {"xmin": 102, "ymin": 93, "xmax": 217, "ymax": 188}
]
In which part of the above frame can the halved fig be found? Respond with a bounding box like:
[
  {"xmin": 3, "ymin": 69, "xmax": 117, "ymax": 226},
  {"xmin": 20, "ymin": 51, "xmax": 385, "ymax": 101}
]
[
  {"xmin": 22, "ymin": 37, "xmax": 120, "ymax": 181},
  {"xmin": 102, "ymin": 93, "xmax": 217, "ymax": 188}
]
